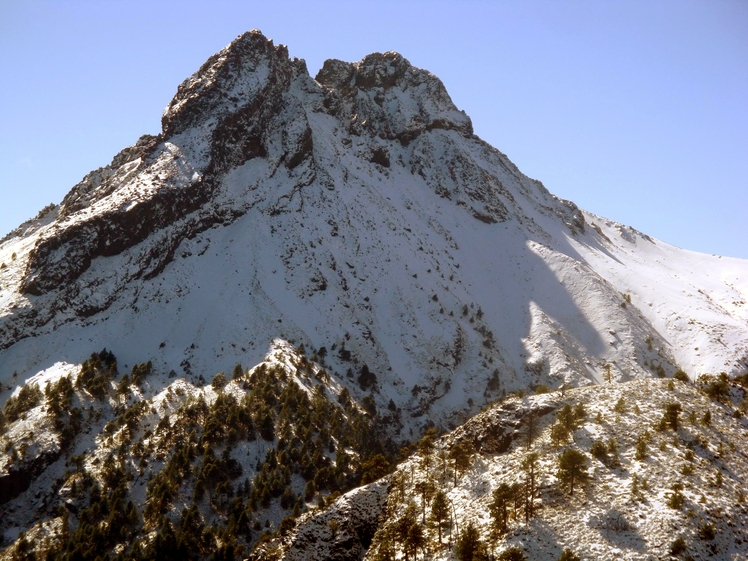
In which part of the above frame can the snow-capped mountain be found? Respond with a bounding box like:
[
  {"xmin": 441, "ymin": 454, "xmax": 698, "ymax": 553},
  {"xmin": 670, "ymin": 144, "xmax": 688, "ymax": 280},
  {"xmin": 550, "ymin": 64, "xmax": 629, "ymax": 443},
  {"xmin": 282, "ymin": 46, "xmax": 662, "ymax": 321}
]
[
  {"xmin": 1, "ymin": 29, "xmax": 748, "ymax": 560},
  {"xmin": 2, "ymin": 31, "xmax": 745, "ymax": 433}
]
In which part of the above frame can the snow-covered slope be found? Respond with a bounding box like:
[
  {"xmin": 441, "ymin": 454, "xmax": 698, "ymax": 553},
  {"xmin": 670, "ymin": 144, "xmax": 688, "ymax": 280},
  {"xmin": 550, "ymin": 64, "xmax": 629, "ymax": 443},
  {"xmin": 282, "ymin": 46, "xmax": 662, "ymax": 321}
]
[{"xmin": 1, "ymin": 30, "xmax": 747, "ymax": 437}]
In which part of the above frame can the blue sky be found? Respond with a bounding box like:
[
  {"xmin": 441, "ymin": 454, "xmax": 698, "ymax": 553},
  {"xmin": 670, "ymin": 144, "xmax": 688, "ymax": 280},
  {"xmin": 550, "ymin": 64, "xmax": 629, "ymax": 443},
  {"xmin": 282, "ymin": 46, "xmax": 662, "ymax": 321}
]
[{"xmin": 1, "ymin": 1, "xmax": 746, "ymax": 258}]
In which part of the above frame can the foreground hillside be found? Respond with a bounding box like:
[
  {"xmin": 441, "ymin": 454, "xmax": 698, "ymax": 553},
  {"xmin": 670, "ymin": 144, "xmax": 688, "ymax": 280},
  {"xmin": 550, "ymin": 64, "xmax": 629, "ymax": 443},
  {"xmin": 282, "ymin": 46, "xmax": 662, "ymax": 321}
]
[
  {"xmin": 1, "ymin": 341, "xmax": 395, "ymax": 559},
  {"xmin": 257, "ymin": 376, "xmax": 748, "ymax": 561},
  {"xmin": 2, "ymin": 344, "xmax": 747, "ymax": 560}
]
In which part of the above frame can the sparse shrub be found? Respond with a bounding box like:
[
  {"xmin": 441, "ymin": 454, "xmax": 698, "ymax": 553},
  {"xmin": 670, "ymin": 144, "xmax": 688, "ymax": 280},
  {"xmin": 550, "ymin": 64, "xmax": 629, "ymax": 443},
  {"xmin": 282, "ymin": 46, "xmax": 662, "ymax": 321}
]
[
  {"xmin": 667, "ymin": 482, "xmax": 685, "ymax": 509},
  {"xmin": 698, "ymin": 373, "xmax": 730, "ymax": 402},
  {"xmin": 673, "ymin": 370, "xmax": 689, "ymax": 383},
  {"xmin": 590, "ymin": 440, "xmax": 609, "ymax": 464},
  {"xmin": 573, "ymin": 403, "xmax": 587, "ymax": 423},
  {"xmin": 698, "ymin": 522, "xmax": 716, "ymax": 541},
  {"xmin": 631, "ymin": 473, "xmax": 643, "ymax": 500},
  {"xmin": 498, "ymin": 547, "xmax": 526, "ymax": 561},
  {"xmin": 558, "ymin": 549, "xmax": 581, "ymax": 561},
  {"xmin": 702, "ymin": 411, "xmax": 712, "ymax": 427},
  {"xmin": 613, "ymin": 397, "xmax": 626, "ymax": 413},
  {"xmin": 670, "ymin": 537, "xmax": 687, "ymax": 555},
  {"xmin": 714, "ymin": 470, "xmax": 723, "ymax": 487}
]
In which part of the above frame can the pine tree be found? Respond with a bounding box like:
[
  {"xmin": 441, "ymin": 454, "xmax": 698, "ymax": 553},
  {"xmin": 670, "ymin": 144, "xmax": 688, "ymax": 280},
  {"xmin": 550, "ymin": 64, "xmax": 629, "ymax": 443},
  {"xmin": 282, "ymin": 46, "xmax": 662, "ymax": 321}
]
[
  {"xmin": 664, "ymin": 402, "xmax": 682, "ymax": 431},
  {"xmin": 489, "ymin": 483, "xmax": 513, "ymax": 534},
  {"xmin": 430, "ymin": 490, "xmax": 451, "ymax": 544},
  {"xmin": 414, "ymin": 477, "xmax": 436, "ymax": 524},
  {"xmin": 635, "ymin": 433, "xmax": 648, "ymax": 461},
  {"xmin": 525, "ymin": 410, "xmax": 537, "ymax": 447},
  {"xmin": 404, "ymin": 522, "xmax": 425, "ymax": 561},
  {"xmin": 450, "ymin": 440, "xmax": 474, "ymax": 482},
  {"xmin": 557, "ymin": 449, "xmax": 588, "ymax": 496},
  {"xmin": 455, "ymin": 521, "xmax": 485, "ymax": 561},
  {"xmin": 520, "ymin": 452, "xmax": 540, "ymax": 521}
]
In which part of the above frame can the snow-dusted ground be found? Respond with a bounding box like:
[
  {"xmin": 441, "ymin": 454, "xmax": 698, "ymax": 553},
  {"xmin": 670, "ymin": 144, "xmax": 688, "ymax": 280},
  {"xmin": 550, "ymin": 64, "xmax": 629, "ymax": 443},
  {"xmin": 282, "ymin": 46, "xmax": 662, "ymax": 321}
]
[{"xmin": 273, "ymin": 379, "xmax": 748, "ymax": 561}]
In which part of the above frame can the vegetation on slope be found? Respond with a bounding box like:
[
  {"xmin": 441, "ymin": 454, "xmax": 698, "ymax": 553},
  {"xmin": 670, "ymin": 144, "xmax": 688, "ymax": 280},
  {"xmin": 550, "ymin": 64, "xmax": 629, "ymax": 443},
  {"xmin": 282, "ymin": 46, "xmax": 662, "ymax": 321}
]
[{"xmin": 0, "ymin": 343, "xmax": 399, "ymax": 560}]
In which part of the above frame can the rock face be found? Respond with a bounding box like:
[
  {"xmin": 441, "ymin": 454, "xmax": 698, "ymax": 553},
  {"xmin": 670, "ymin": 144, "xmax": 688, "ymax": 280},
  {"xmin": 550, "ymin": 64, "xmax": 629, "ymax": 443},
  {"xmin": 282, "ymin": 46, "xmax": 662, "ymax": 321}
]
[
  {"xmin": 1, "ymin": 30, "xmax": 747, "ymax": 436},
  {"xmin": 250, "ymin": 479, "xmax": 390, "ymax": 561}
]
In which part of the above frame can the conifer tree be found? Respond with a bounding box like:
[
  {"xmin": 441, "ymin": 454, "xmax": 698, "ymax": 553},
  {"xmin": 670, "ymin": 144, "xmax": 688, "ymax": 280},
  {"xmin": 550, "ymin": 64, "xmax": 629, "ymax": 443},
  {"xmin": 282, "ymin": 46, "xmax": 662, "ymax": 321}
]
[
  {"xmin": 430, "ymin": 490, "xmax": 451, "ymax": 544},
  {"xmin": 557, "ymin": 449, "xmax": 588, "ymax": 496},
  {"xmin": 520, "ymin": 452, "xmax": 540, "ymax": 521},
  {"xmin": 664, "ymin": 402, "xmax": 682, "ymax": 431},
  {"xmin": 499, "ymin": 547, "xmax": 526, "ymax": 561},
  {"xmin": 449, "ymin": 440, "xmax": 474, "ymax": 483},
  {"xmin": 490, "ymin": 483, "xmax": 513, "ymax": 534},
  {"xmin": 455, "ymin": 521, "xmax": 485, "ymax": 561}
]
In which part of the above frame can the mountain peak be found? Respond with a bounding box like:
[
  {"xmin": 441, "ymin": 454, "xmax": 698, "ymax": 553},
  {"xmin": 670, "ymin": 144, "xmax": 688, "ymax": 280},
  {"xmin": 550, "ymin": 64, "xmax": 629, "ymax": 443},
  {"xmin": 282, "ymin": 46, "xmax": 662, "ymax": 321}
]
[
  {"xmin": 161, "ymin": 29, "xmax": 305, "ymax": 137},
  {"xmin": 316, "ymin": 50, "xmax": 473, "ymax": 142}
]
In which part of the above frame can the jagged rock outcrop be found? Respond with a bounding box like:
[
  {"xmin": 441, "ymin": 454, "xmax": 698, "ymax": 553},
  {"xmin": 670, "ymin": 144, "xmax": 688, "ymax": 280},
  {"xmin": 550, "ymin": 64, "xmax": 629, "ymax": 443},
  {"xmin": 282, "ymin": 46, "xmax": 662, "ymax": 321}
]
[{"xmin": 250, "ymin": 479, "xmax": 390, "ymax": 561}]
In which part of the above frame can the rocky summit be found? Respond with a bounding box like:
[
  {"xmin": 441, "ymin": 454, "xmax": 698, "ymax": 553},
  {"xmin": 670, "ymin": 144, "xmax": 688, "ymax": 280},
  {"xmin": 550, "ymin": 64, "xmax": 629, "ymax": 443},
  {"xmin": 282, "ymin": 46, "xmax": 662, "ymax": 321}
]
[{"xmin": 1, "ymin": 30, "xmax": 747, "ymax": 560}]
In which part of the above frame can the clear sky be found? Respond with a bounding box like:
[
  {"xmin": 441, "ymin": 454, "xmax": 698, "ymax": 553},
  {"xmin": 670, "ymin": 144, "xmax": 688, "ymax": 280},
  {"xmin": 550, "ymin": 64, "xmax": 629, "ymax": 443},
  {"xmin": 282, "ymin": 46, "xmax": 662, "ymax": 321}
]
[{"xmin": 1, "ymin": 1, "xmax": 746, "ymax": 258}]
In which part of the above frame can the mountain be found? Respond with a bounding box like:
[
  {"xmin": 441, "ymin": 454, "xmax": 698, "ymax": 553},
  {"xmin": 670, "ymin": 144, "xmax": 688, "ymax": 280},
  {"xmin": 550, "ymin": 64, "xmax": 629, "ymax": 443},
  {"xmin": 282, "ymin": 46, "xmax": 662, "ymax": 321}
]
[{"xmin": 1, "ymin": 30, "xmax": 747, "ymax": 560}]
